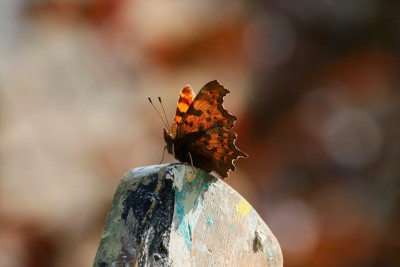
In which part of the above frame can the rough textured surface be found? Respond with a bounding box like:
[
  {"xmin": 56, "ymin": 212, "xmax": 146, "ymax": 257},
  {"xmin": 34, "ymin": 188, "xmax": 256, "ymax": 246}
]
[{"xmin": 93, "ymin": 164, "xmax": 283, "ymax": 267}]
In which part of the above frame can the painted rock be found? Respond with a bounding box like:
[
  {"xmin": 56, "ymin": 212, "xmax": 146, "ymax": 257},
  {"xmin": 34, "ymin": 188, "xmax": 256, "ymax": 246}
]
[{"xmin": 93, "ymin": 164, "xmax": 283, "ymax": 267}]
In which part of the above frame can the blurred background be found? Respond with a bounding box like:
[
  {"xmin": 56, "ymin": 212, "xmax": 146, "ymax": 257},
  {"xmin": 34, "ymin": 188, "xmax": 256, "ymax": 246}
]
[{"xmin": 1, "ymin": 1, "xmax": 399, "ymax": 266}]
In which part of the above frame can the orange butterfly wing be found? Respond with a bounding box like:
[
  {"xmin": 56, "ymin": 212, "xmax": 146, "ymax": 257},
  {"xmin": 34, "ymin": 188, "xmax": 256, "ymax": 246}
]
[
  {"xmin": 172, "ymin": 80, "xmax": 248, "ymax": 178},
  {"xmin": 175, "ymin": 80, "xmax": 236, "ymax": 138},
  {"xmin": 174, "ymin": 85, "xmax": 196, "ymax": 124},
  {"xmin": 170, "ymin": 85, "xmax": 196, "ymax": 137}
]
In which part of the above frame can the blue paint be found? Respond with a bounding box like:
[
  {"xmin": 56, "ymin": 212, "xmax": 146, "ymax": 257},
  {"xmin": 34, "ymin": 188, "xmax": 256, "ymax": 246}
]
[
  {"xmin": 173, "ymin": 167, "xmax": 216, "ymax": 251},
  {"xmin": 207, "ymin": 217, "xmax": 214, "ymax": 227}
]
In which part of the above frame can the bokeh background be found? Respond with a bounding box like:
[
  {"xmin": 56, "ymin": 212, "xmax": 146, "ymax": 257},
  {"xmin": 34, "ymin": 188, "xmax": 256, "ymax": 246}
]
[{"xmin": 1, "ymin": 1, "xmax": 399, "ymax": 266}]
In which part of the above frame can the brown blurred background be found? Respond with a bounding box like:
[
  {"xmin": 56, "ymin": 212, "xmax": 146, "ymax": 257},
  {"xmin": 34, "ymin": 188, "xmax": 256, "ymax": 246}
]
[{"xmin": 1, "ymin": 1, "xmax": 399, "ymax": 266}]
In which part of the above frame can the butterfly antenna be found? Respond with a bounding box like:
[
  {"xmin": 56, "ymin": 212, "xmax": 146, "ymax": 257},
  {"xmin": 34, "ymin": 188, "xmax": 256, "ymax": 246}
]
[
  {"xmin": 158, "ymin": 97, "xmax": 171, "ymax": 130},
  {"xmin": 148, "ymin": 97, "xmax": 169, "ymax": 129}
]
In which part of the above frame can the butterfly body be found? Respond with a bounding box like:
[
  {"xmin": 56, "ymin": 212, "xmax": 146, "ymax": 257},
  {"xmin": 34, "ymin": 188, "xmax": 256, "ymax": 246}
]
[
  {"xmin": 164, "ymin": 128, "xmax": 211, "ymax": 170},
  {"xmin": 163, "ymin": 80, "xmax": 247, "ymax": 178}
]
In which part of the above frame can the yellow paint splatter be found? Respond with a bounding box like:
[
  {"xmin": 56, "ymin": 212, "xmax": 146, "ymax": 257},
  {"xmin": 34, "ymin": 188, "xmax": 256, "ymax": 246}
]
[{"xmin": 235, "ymin": 198, "xmax": 252, "ymax": 217}]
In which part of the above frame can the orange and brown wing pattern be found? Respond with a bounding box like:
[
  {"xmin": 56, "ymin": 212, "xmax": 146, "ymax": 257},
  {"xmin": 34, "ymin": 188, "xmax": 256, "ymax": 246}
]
[
  {"xmin": 175, "ymin": 80, "xmax": 236, "ymax": 138},
  {"xmin": 196, "ymin": 127, "xmax": 248, "ymax": 178},
  {"xmin": 174, "ymin": 80, "xmax": 247, "ymax": 178},
  {"xmin": 174, "ymin": 85, "xmax": 196, "ymax": 124},
  {"xmin": 165, "ymin": 80, "xmax": 248, "ymax": 178},
  {"xmin": 171, "ymin": 85, "xmax": 196, "ymax": 137}
]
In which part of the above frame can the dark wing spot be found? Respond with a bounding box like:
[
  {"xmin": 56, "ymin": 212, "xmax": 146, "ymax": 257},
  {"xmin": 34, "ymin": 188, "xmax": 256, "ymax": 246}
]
[
  {"xmin": 189, "ymin": 121, "xmax": 194, "ymax": 127},
  {"xmin": 207, "ymin": 109, "xmax": 212, "ymax": 115},
  {"xmin": 180, "ymin": 98, "xmax": 191, "ymax": 105},
  {"xmin": 176, "ymin": 110, "xmax": 185, "ymax": 117},
  {"xmin": 206, "ymin": 117, "xmax": 212, "ymax": 122},
  {"xmin": 217, "ymin": 121, "xmax": 224, "ymax": 127},
  {"xmin": 189, "ymin": 108, "xmax": 203, "ymax": 116}
]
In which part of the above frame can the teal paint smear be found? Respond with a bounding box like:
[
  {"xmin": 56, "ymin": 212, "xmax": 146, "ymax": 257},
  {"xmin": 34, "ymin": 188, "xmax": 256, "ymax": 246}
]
[
  {"xmin": 174, "ymin": 168, "xmax": 216, "ymax": 251},
  {"xmin": 207, "ymin": 217, "xmax": 214, "ymax": 227}
]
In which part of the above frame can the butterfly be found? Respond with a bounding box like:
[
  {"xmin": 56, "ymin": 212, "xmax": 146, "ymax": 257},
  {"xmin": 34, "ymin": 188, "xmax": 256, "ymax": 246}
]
[{"xmin": 150, "ymin": 80, "xmax": 248, "ymax": 178}]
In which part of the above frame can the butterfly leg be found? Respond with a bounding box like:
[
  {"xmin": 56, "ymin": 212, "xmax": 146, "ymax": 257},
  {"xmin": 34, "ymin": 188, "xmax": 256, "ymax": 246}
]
[
  {"xmin": 172, "ymin": 143, "xmax": 175, "ymax": 158},
  {"xmin": 159, "ymin": 146, "xmax": 167, "ymax": 164},
  {"xmin": 187, "ymin": 152, "xmax": 197, "ymax": 174}
]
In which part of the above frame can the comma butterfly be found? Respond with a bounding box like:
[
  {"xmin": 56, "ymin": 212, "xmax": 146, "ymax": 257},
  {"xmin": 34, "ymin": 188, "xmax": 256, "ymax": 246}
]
[{"xmin": 151, "ymin": 80, "xmax": 248, "ymax": 178}]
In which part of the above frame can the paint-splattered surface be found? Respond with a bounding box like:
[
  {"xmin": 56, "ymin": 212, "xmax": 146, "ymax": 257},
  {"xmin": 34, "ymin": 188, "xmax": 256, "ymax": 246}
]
[
  {"xmin": 168, "ymin": 165, "xmax": 282, "ymax": 267},
  {"xmin": 93, "ymin": 164, "xmax": 282, "ymax": 267}
]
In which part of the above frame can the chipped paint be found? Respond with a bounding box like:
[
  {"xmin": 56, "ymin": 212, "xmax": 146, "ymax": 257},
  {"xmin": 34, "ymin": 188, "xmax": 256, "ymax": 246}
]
[{"xmin": 235, "ymin": 198, "xmax": 252, "ymax": 217}]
